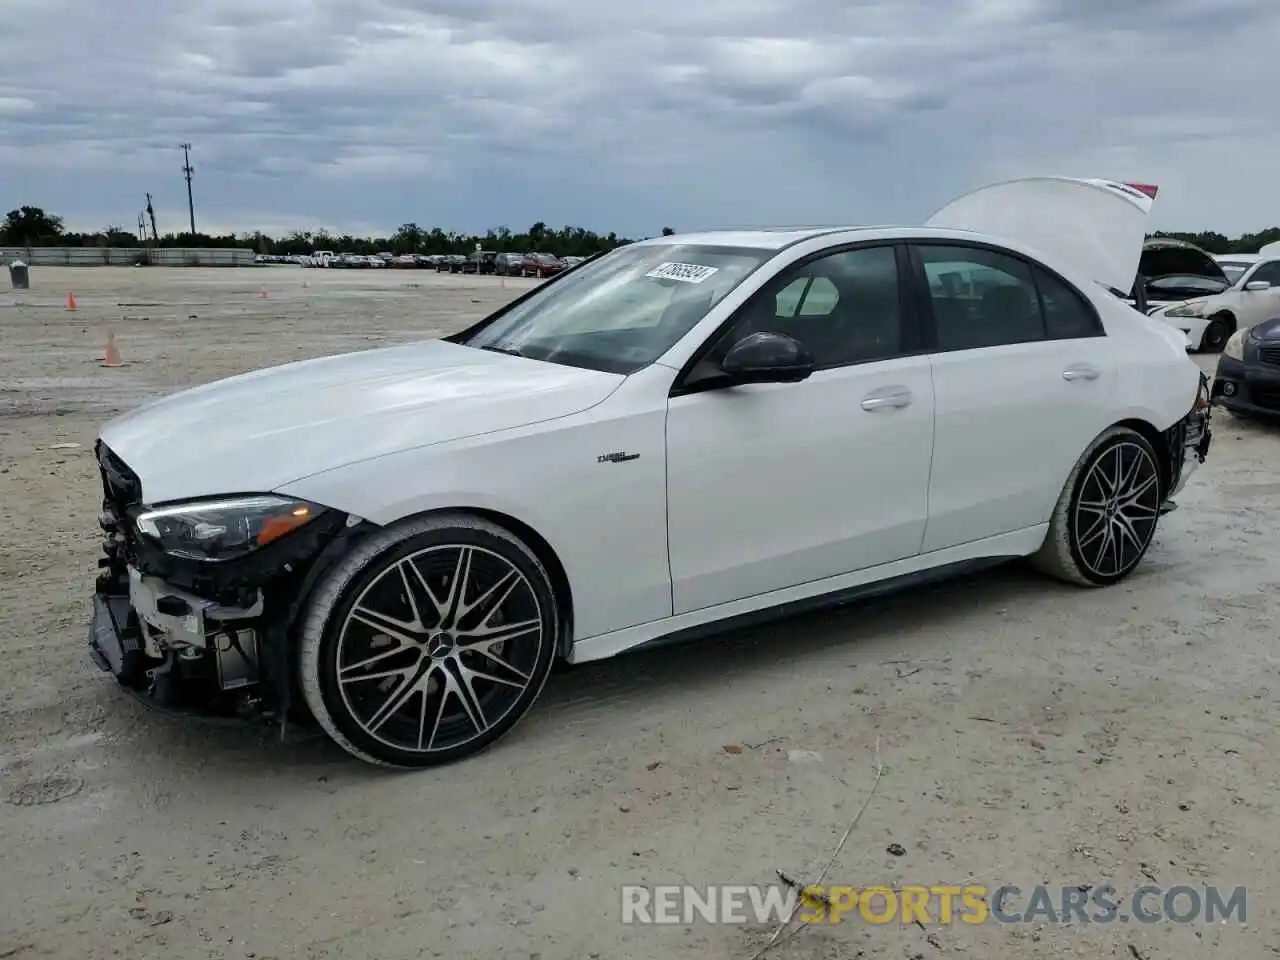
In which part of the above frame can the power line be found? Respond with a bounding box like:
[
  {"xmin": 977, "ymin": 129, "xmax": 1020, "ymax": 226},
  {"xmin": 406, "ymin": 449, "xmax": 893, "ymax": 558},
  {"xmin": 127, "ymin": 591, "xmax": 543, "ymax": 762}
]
[{"xmin": 179, "ymin": 142, "xmax": 196, "ymax": 236}]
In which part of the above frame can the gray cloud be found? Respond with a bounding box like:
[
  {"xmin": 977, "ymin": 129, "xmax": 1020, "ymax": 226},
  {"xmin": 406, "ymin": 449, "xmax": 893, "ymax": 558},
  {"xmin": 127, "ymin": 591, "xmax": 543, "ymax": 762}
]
[{"xmin": 1, "ymin": 0, "xmax": 1276, "ymax": 237}]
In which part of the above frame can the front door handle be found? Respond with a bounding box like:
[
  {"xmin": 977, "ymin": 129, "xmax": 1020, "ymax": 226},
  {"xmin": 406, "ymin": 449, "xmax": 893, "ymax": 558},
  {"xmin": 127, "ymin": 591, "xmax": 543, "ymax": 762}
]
[
  {"xmin": 1062, "ymin": 364, "xmax": 1101, "ymax": 381},
  {"xmin": 861, "ymin": 386, "xmax": 913, "ymax": 411}
]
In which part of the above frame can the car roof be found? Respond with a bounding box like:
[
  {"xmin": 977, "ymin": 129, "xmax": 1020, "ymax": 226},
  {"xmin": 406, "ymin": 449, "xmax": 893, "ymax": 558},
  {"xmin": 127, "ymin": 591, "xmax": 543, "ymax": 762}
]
[
  {"xmin": 632, "ymin": 228, "xmax": 868, "ymax": 250},
  {"xmin": 633, "ymin": 225, "xmax": 1008, "ymax": 251}
]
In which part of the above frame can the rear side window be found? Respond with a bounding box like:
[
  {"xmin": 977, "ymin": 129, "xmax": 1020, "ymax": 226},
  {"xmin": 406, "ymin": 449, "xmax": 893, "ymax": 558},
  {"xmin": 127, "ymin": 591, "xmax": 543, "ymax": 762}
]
[
  {"xmin": 916, "ymin": 245, "xmax": 1044, "ymax": 350},
  {"xmin": 1032, "ymin": 266, "xmax": 1103, "ymax": 339}
]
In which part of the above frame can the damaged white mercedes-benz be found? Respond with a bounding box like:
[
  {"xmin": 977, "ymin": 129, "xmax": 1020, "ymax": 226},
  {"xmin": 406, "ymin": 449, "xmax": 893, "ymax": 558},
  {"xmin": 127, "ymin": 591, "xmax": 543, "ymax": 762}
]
[{"xmin": 89, "ymin": 177, "xmax": 1212, "ymax": 768}]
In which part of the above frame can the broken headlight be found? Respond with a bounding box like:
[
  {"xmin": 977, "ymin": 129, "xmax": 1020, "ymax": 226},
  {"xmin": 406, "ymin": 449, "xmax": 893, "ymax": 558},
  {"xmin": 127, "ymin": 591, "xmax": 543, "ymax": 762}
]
[{"xmin": 134, "ymin": 495, "xmax": 323, "ymax": 562}]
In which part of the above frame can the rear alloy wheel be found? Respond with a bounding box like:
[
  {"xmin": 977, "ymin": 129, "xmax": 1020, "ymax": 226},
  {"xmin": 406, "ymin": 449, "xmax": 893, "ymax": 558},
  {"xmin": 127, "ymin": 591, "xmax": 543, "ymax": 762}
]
[
  {"xmin": 300, "ymin": 514, "xmax": 558, "ymax": 768},
  {"xmin": 1032, "ymin": 426, "xmax": 1163, "ymax": 587},
  {"xmin": 1200, "ymin": 314, "xmax": 1233, "ymax": 353}
]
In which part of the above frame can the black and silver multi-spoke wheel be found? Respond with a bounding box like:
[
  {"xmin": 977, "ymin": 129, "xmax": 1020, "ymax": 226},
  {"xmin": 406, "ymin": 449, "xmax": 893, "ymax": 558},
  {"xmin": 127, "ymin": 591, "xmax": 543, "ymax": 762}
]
[
  {"xmin": 1032, "ymin": 426, "xmax": 1163, "ymax": 587},
  {"xmin": 299, "ymin": 514, "xmax": 559, "ymax": 768}
]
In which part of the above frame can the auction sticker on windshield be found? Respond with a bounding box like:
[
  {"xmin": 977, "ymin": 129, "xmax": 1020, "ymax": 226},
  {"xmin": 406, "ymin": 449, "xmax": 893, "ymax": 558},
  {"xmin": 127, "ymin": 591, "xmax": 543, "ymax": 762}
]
[{"xmin": 646, "ymin": 262, "xmax": 720, "ymax": 283}]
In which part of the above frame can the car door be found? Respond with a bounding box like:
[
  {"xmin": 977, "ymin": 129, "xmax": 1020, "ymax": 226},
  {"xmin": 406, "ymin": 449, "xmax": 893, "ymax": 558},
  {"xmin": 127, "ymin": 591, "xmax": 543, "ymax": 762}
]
[
  {"xmin": 1236, "ymin": 260, "xmax": 1280, "ymax": 328},
  {"xmin": 909, "ymin": 242, "xmax": 1119, "ymax": 553},
  {"xmin": 664, "ymin": 243, "xmax": 936, "ymax": 615}
]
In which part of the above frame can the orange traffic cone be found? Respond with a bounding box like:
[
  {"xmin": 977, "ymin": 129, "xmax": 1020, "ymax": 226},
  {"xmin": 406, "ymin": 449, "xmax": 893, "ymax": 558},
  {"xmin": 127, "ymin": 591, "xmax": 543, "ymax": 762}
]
[
  {"xmin": 101, "ymin": 330, "xmax": 122, "ymax": 368},
  {"xmin": 66, "ymin": 292, "xmax": 77, "ymax": 311}
]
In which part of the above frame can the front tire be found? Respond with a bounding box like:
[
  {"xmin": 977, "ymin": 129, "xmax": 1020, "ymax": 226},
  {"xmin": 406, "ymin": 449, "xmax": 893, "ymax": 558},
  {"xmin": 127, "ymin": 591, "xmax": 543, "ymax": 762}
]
[
  {"xmin": 1199, "ymin": 314, "xmax": 1233, "ymax": 353},
  {"xmin": 299, "ymin": 513, "xmax": 559, "ymax": 768},
  {"xmin": 1031, "ymin": 426, "xmax": 1163, "ymax": 587}
]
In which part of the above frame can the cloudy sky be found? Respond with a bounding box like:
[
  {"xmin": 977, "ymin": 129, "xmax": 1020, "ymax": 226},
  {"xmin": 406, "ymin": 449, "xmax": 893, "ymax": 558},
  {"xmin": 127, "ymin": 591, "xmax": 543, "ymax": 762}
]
[{"xmin": 1, "ymin": 0, "xmax": 1276, "ymax": 239}]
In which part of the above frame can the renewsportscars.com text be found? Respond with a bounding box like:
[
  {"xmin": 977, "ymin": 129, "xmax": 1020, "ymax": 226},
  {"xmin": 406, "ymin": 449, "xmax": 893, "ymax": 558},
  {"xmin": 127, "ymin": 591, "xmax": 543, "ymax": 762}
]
[{"xmin": 621, "ymin": 883, "xmax": 1247, "ymax": 926}]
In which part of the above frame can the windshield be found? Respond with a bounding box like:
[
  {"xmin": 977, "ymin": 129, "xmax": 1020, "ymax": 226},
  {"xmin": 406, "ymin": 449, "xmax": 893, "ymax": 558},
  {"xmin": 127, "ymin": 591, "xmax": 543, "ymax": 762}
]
[
  {"xmin": 460, "ymin": 243, "xmax": 771, "ymax": 374},
  {"xmin": 1217, "ymin": 261, "xmax": 1252, "ymax": 284}
]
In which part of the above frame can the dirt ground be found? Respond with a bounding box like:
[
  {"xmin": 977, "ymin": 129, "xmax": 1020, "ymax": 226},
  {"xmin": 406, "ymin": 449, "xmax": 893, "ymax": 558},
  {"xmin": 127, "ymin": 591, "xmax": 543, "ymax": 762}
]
[{"xmin": 1, "ymin": 265, "xmax": 1278, "ymax": 960}]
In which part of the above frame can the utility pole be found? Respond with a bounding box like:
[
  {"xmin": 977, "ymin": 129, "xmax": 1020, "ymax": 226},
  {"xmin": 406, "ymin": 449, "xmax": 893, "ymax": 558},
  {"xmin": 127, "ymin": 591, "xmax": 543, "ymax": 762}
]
[
  {"xmin": 179, "ymin": 143, "xmax": 196, "ymax": 236},
  {"xmin": 145, "ymin": 193, "xmax": 159, "ymax": 242}
]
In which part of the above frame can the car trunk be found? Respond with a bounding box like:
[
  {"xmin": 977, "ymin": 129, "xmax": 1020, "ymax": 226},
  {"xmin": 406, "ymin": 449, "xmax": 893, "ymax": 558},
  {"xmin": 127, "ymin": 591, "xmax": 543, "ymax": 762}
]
[
  {"xmin": 925, "ymin": 178, "xmax": 1235, "ymax": 313},
  {"xmin": 925, "ymin": 177, "xmax": 1159, "ymax": 294}
]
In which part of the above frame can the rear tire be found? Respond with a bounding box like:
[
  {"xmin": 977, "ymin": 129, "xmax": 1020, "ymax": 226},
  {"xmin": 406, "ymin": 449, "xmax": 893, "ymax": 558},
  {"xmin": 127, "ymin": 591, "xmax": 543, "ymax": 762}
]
[
  {"xmin": 1031, "ymin": 426, "xmax": 1163, "ymax": 587},
  {"xmin": 299, "ymin": 513, "xmax": 559, "ymax": 768},
  {"xmin": 1199, "ymin": 314, "xmax": 1233, "ymax": 353}
]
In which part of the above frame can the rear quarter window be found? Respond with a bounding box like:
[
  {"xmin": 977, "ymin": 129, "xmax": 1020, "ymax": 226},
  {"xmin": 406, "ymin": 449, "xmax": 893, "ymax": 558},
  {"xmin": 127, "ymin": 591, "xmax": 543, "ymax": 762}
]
[{"xmin": 1033, "ymin": 266, "xmax": 1104, "ymax": 339}]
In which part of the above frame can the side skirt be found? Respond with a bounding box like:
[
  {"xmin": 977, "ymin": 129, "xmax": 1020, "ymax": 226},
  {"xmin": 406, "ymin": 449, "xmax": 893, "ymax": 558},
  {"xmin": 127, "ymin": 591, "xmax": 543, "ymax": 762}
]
[{"xmin": 569, "ymin": 524, "xmax": 1049, "ymax": 664}]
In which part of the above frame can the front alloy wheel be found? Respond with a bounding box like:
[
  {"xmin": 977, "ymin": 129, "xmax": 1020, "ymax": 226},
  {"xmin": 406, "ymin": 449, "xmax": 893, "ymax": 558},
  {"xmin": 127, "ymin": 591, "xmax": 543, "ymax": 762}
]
[
  {"xmin": 300, "ymin": 514, "xmax": 558, "ymax": 767},
  {"xmin": 1032, "ymin": 426, "xmax": 1163, "ymax": 586}
]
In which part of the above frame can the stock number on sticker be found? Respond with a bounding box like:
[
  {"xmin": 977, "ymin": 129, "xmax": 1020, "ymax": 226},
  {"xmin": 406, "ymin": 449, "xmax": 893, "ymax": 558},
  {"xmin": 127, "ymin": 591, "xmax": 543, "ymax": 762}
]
[{"xmin": 646, "ymin": 262, "xmax": 719, "ymax": 283}]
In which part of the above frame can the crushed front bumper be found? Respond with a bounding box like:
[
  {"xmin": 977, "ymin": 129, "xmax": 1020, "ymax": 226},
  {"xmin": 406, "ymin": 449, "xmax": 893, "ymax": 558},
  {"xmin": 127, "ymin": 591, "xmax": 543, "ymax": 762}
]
[
  {"xmin": 88, "ymin": 564, "xmax": 271, "ymax": 717},
  {"xmin": 87, "ymin": 441, "xmax": 364, "ymax": 720}
]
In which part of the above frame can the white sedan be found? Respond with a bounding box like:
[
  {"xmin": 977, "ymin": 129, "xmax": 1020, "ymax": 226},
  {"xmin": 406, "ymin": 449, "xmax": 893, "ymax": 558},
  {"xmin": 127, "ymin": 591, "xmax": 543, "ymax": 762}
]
[
  {"xmin": 1148, "ymin": 242, "xmax": 1280, "ymax": 351},
  {"xmin": 87, "ymin": 177, "xmax": 1212, "ymax": 768}
]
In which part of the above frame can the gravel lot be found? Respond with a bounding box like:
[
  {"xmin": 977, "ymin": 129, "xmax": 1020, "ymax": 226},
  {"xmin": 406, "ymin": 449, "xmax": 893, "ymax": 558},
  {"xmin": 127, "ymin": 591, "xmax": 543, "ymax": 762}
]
[{"xmin": 1, "ymin": 265, "xmax": 1278, "ymax": 960}]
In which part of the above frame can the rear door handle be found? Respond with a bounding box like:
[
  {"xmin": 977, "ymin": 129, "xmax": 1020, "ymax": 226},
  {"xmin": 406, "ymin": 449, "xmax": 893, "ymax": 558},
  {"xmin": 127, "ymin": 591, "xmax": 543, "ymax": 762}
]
[
  {"xmin": 1062, "ymin": 364, "xmax": 1101, "ymax": 381},
  {"xmin": 861, "ymin": 386, "xmax": 913, "ymax": 411}
]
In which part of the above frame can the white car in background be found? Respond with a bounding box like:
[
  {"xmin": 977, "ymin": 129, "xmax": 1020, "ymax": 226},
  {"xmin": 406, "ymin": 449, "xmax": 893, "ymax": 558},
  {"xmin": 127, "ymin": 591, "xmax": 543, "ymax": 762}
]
[
  {"xmin": 87, "ymin": 176, "xmax": 1211, "ymax": 768},
  {"xmin": 1147, "ymin": 243, "xmax": 1280, "ymax": 352}
]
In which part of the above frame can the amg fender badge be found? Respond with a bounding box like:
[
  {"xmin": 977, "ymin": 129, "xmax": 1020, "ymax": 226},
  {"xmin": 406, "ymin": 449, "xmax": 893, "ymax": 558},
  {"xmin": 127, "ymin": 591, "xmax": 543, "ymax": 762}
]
[{"xmin": 597, "ymin": 451, "xmax": 640, "ymax": 463}]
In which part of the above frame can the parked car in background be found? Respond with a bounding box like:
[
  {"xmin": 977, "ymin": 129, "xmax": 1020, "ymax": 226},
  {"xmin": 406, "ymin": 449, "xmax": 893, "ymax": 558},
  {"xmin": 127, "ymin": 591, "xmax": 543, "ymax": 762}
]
[
  {"xmin": 560, "ymin": 256, "xmax": 585, "ymax": 269},
  {"xmin": 1213, "ymin": 245, "xmax": 1280, "ymax": 414},
  {"xmin": 87, "ymin": 175, "xmax": 1210, "ymax": 768},
  {"xmin": 465, "ymin": 251, "xmax": 497, "ymax": 274},
  {"xmin": 494, "ymin": 252, "xmax": 525, "ymax": 276},
  {"xmin": 1213, "ymin": 301, "xmax": 1280, "ymax": 417},
  {"xmin": 522, "ymin": 252, "xmax": 564, "ymax": 277},
  {"xmin": 1146, "ymin": 244, "xmax": 1280, "ymax": 352}
]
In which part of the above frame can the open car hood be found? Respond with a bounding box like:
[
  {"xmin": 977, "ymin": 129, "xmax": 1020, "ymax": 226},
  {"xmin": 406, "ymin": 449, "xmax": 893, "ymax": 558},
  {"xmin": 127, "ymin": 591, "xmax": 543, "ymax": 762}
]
[
  {"xmin": 1138, "ymin": 240, "xmax": 1228, "ymax": 285},
  {"xmin": 1259, "ymin": 240, "xmax": 1280, "ymax": 258},
  {"xmin": 925, "ymin": 177, "xmax": 1159, "ymax": 293}
]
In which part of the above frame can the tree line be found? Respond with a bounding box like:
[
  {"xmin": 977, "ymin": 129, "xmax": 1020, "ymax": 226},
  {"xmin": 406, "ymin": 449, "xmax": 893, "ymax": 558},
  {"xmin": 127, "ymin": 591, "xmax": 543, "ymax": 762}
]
[
  {"xmin": 3, "ymin": 204, "xmax": 1278, "ymax": 258},
  {"xmin": 1148, "ymin": 228, "xmax": 1280, "ymax": 255},
  {"xmin": 0, "ymin": 206, "xmax": 679, "ymax": 258}
]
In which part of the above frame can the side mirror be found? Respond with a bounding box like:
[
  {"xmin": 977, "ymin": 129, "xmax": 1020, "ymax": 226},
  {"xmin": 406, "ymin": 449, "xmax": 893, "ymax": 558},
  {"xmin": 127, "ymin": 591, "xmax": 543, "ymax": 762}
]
[
  {"xmin": 720, "ymin": 332, "xmax": 814, "ymax": 384},
  {"xmin": 1245, "ymin": 280, "xmax": 1271, "ymax": 292}
]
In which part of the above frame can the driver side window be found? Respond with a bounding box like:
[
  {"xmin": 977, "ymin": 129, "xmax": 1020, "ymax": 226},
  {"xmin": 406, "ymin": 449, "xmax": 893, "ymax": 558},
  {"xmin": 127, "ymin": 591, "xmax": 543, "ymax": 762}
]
[{"xmin": 707, "ymin": 245, "xmax": 906, "ymax": 370}]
